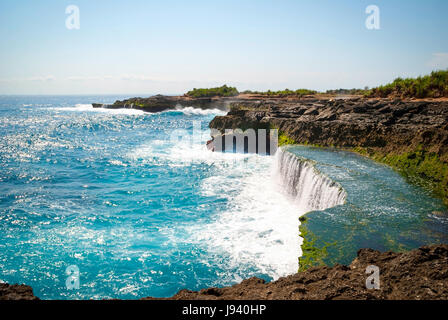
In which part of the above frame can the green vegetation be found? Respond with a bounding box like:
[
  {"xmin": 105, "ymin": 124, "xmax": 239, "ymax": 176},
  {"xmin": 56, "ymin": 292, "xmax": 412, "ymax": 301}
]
[
  {"xmin": 277, "ymin": 130, "xmax": 448, "ymax": 205},
  {"xmin": 298, "ymin": 217, "xmax": 331, "ymax": 272},
  {"xmin": 367, "ymin": 69, "xmax": 448, "ymax": 99},
  {"xmin": 243, "ymin": 88, "xmax": 317, "ymax": 97},
  {"xmin": 353, "ymin": 146, "xmax": 448, "ymax": 206},
  {"xmin": 278, "ymin": 131, "xmax": 296, "ymax": 146},
  {"xmin": 186, "ymin": 85, "xmax": 239, "ymax": 98},
  {"xmin": 325, "ymin": 88, "xmax": 370, "ymax": 96}
]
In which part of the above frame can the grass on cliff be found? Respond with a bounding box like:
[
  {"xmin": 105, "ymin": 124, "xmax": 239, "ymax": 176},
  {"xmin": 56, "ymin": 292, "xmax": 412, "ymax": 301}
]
[
  {"xmin": 186, "ymin": 85, "xmax": 239, "ymax": 98},
  {"xmin": 367, "ymin": 69, "xmax": 448, "ymax": 99},
  {"xmin": 278, "ymin": 132, "xmax": 297, "ymax": 146}
]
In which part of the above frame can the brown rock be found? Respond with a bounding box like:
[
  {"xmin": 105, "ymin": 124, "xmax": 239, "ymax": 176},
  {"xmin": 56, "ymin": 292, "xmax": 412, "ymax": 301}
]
[
  {"xmin": 0, "ymin": 283, "xmax": 39, "ymax": 300},
  {"xmin": 142, "ymin": 244, "xmax": 448, "ymax": 300}
]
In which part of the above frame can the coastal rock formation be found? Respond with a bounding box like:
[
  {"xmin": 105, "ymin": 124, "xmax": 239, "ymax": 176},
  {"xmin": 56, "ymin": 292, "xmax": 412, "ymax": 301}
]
[
  {"xmin": 92, "ymin": 94, "xmax": 246, "ymax": 113},
  {"xmin": 1, "ymin": 246, "xmax": 447, "ymax": 300},
  {"xmin": 91, "ymin": 93, "xmax": 315, "ymax": 113},
  {"xmin": 0, "ymin": 283, "xmax": 38, "ymax": 300},
  {"xmin": 210, "ymin": 98, "xmax": 448, "ymax": 157},
  {"xmin": 143, "ymin": 244, "xmax": 448, "ymax": 300},
  {"xmin": 209, "ymin": 97, "xmax": 448, "ymax": 204}
]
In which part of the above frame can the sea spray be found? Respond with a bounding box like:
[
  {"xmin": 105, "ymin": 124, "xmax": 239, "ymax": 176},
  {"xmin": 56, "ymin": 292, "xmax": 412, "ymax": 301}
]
[
  {"xmin": 190, "ymin": 148, "xmax": 347, "ymax": 282},
  {"xmin": 3, "ymin": 96, "xmax": 447, "ymax": 300},
  {"xmin": 274, "ymin": 148, "xmax": 346, "ymax": 212}
]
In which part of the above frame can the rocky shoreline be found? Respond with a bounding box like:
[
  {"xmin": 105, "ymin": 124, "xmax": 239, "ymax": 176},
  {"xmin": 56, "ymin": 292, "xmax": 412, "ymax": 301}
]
[
  {"xmin": 2, "ymin": 245, "xmax": 448, "ymax": 300},
  {"xmin": 3, "ymin": 94, "xmax": 447, "ymax": 300},
  {"xmin": 145, "ymin": 244, "xmax": 448, "ymax": 300},
  {"xmin": 92, "ymin": 94, "xmax": 261, "ymax": 112},
  {"xmin": 94, "ymin": 94, "xmax": 448, "ymax": 206},
  {"xmin": 207, "ymin": 96, "xmax": 448, "ymax": 205}
]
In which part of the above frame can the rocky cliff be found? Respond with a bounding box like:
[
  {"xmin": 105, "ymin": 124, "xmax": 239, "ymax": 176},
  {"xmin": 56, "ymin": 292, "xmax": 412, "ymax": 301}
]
[
  {"xmin": 0, "ymin": 283, "xmax": 38, "ymax": 300},
  {"xmin": 92, "ymin": 94, "xmax": 259, "ymax": 113},
  {"xmin": 144, "ymin": 244, "xmax": 448, "ymax": 300},
  {"xmin": 209, "ymin": 97, "xmax": 448, "ymax": 204}
]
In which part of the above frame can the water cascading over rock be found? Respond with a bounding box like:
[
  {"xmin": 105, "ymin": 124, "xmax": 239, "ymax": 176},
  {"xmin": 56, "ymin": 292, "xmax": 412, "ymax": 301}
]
[{"xmin": 275, "ymin": 148, "xmax": 346, "ymax": 213}]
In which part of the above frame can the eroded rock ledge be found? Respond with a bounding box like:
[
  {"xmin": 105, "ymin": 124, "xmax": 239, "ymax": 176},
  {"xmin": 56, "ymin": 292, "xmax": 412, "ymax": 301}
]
[{"xmin": 143, "ymin": 244, "xmax": 448, "ymax": 300}]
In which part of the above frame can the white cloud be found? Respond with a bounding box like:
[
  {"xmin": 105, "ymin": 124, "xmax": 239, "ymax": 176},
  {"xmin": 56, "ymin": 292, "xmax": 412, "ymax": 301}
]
[
  {"xmin": 428, "ymin": 53, "xmax": 448, "ymax": 69},
  {"xmin": 0, "ymin": 75, "xmax": 56, "ymax": 82},
  {"xmin": 26, "ymin": 75, "xmax": 55, "ymax": 82},
  {"xmin": 120, "ymin": 74, "xmax": 156, "ymax": 81},
  {"xmin": 67, "ymin": 76, "xmax": 112, "ymax": 81},
  {"xmin": 65, "ymin": 74, "xmax": 159, "ymax": 82}
]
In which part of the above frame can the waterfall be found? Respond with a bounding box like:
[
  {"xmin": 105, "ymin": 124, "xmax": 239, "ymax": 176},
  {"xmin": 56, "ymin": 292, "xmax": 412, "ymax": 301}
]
[{"xmin": 275, "ymin": 148, "xmax": 346, "ymax": 213}]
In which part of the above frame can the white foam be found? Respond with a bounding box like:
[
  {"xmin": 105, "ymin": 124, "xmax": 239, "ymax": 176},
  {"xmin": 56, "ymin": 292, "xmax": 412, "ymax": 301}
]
[
  {"xmin": 128, "ymin": 131, "xmax": 346, "ymax": 281},
  {"xmin": 274, "ymin": 148, "xmax": 346, "ymax": 212},
  {"xmin": 191, "ymin": 148, "xmax": 347, "ymax": 281},
  {"xmin": 49, "ymin": 104, "xmax": 146, "ymax": 115},
  {"xmin": 128, "ymin": 129, "xmax": 251, "ymax": 166},
  {"xmin": 193, "ymin": 158, "xmax": 305, "ymax": 280},
  {"xmin": 163, "ymin": 106, "xmax": 227, "ymax": 116}
]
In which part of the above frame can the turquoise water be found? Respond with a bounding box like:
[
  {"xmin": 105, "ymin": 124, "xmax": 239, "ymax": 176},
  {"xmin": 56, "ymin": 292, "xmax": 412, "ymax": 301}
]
[
  {"xmin": 0, "ymin": 96, "xmax": 300, "ymax": 299},
  {"xmin": 284, "ymin": 145, "xmax": 448, "ymax": 266},
  {"xmin": 0, "ymin": 96, "xmax": 447, "ymax": 300}
]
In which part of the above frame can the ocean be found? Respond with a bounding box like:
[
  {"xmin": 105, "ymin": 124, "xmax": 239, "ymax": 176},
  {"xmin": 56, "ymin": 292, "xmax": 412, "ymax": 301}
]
[{"xmin": 0, "ymin": 95, "xmax": 447, "ymax": 299}]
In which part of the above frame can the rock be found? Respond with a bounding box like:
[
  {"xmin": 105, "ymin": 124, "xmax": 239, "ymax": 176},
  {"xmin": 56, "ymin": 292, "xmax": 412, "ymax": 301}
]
[
  {"xmin": 92, "ymin": 94, "xmax": 259, "ymax": 113},
  {"xmin": 4, "ymin": 245, "xmax": 447, "ymax": 300},
  {"xmin": 303, "ymin": 107, "xmax": 319, "ymax": 115},
  {"xmin": 142, "ymin": 244, "xmax": 448, "ymax": 300},
  {"xmin": 208, "ymin": 98, "xmax": 448, "ymax": 161},
  {"xmin": 0, "ymin": 284, "xmax": 39, "ymax": 300}
]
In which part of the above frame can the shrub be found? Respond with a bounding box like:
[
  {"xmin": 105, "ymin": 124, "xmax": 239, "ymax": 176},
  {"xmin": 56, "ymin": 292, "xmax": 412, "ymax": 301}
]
[
  {"xmin": 186, "ymin": 85, "xmax": 239, "ymax": 98},
  {"xmin": 368, "ymin": 70, "xmax": 448, "ymax": 98}
]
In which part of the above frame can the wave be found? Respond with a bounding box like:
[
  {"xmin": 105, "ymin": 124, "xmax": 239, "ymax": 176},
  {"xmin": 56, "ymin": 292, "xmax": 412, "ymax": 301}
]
[
  {"xmin": 48, "ymin": 104, "xmax": 146, "ymax": 115},
  {"xmin": 163, "ymin": 106, "xmax": 228, "ymax": 116},
  {"xmin": 274, "ymin": 148, "xmax": 347, "ymax": 212},
  {"xmin": 128, "ymin": 128, "xmax": 251, "ymax": 166},
  {"xmin": 127, "ymin": 130, "xmax": 346, "ymax": 282},
  {"xmin": 190, "ymin": 147, "xmax": 347, "ymax": 281},
  {"xmin": 48, "ymin": 104, "xmax": 226, "ymax": 116}
]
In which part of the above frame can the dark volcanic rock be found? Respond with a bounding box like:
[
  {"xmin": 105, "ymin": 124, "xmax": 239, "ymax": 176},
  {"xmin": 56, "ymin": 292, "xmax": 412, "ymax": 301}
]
[
  {"xmin": 92, "ymin": 94, "xmax": 252, "ymax": 113},
  {"xmin": 0, "ymin": 283, "xmax": 38, "ymax": 300},
  {"xmin": 142, "ymin": 244, "xmax": 448, "ymax": 300},
  {"xmin": 2, "ymin": 245, "xmax": 447, "ymax": 300}
]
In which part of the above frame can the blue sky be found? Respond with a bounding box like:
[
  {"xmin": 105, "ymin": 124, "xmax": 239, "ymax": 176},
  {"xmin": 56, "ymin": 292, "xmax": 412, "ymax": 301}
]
[{"xmin": 1, "ymin": 0, "xmax": 447, "ymax": 94}]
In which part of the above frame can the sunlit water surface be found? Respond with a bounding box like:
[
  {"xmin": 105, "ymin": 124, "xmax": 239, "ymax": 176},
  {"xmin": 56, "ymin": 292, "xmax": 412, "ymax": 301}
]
[{"xmin": 0, "ymin": 96, "xmax": 446, "ymax": 299}]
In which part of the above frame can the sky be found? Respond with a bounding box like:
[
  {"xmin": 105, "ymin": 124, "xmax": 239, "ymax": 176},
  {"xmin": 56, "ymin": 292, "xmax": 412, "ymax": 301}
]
[{"xmin": 0, "ymin": 0, "xmax": 448, "ymax": 95}]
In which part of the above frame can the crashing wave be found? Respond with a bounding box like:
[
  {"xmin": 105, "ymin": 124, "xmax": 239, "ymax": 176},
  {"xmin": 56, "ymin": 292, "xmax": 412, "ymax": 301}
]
[{"xmin": 275, "ymin": 148, "xmax": 346, "ymax": 213}]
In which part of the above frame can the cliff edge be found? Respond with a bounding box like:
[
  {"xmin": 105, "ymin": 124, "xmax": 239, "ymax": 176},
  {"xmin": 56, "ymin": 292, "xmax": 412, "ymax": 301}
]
[
  {"xmin": 143, "ymin": 244, "xmax": 448, "ymax": 300},
  {"xmin": 0, "ymin": 283, "xmax": 38, "ymax": 300}
]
